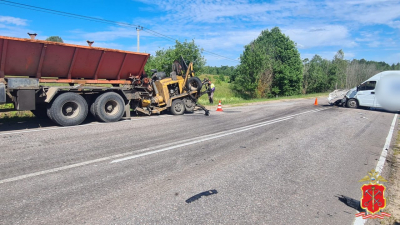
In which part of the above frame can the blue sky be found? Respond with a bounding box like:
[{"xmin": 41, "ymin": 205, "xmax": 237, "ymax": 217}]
[{"xmin": 0, "ymin": 0, "xmax": 399, "ymax": 67}]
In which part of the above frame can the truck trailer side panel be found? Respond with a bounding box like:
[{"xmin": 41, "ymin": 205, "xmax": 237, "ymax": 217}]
[{"xmin": 0, "ymin": 36, "xmax": 149, "ymax": 83}]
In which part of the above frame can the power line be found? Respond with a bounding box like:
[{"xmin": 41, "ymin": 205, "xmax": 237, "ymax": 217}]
[{"xmin": 0, "ymin": 0, "xmax": 239, "ymax": 62}]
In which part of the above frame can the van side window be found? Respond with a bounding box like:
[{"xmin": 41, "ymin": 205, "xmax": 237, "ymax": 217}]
[
  {"xmin": 359, "ymin": 81, "xmax": 376, "ymax": 91},
  {"xmin": 366, "ymin": 81, "xmax": 376, "ymax": 90}
]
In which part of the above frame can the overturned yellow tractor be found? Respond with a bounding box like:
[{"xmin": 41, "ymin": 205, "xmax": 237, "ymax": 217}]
[{"xmin": 132, "ymin": 57, "xmax": 210, "ymax": 116}]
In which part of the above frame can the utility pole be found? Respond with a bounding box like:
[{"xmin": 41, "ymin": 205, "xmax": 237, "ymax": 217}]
[{"xmin": 136, "ymin": 26, "xmax": 143, "ymax": 52}]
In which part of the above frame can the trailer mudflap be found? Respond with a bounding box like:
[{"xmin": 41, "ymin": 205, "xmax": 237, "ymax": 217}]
[
  {"xmin": 16, "ymin": 90, "xmax": 35, "ymax": 110},
  {"xmin": 0, "ymin": 83, "xmax": 5, "ymax": 103}
]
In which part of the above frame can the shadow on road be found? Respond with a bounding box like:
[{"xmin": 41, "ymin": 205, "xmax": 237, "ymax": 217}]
[
  {"xmin": 0, "ymin": 116, "xmax": 97, "ymax": 132},
  {"xmin": 336, "ymin": 194, "xmax": 365, "ymax": 212},
  {"xmin": 186, "ymin": 189, "xmax": 218, "ymax": 203}
]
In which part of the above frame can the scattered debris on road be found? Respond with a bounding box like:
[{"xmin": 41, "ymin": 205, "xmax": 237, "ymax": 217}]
[{"xmin": 185, "ymin": 189, "xmax": 218, "ymax": 203}]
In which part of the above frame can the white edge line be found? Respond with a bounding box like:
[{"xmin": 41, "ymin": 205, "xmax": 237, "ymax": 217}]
[
  {"xmin": 0, "ymin": 108, "xmax": 327, "ymax": 185},
  {"xmin": 353, "ymin": 113, "xmax": 398, "ymax": 225},
  {"xmin": 111, "ymin": 117, "xmax": 294, "ymax": 163},
  {"xmin": 110, "ymin": 109, "xmax": 327, "ymax": 163},
  {"xmin": 111, "ymin": 108, "xmax": 327, "ymax": 163}
]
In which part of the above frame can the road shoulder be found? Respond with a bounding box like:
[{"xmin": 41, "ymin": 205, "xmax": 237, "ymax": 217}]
[{"xmin": 379, "ymin": 117, "xmax": 400, "ymax": 225}]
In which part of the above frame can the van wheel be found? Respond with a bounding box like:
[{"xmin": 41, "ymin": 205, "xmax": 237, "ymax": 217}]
[
  {"xmin": 171, "ymin": 99, "xmax": 185, "ymax": 115},
  {"xmin": 347, "ymin": 99, "xmax": 358, "ymax": 108},
  {"xmin": 48, "ymin": 93, "xmax": 88, "ymax": 126},
  {"xmin": 93, "ymin": 92, "xmax": 125, "ymax": 122}
]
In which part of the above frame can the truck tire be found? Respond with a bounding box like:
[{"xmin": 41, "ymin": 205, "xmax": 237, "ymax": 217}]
[
  {"xmin": 47, "ymin": 106, "xmax": 54, "ymax": 122},
  {"xmin": 48, "ymin": 92, "xmax": 88, "ymax": 126},
  {"xmin": 90, "ymin": 101, "xmax": 96, "ymax": 118},
  {"xmin": 93, "ymin": 92, "xmax": 125, "ymax": 122},
  {"xmin": 171, "ymin": 99, "xmax": 185, "ymax": 115},
  {"xmin": 186, "ymin": 77, "xmax": 202, "ymax": 92},
  {"xmin": 346, "ymin": 99, "xmax": 358, "ymax": 108},
  {"xmin": 184, "ymin": 98, "xmax": 196, "ymax": 113}
]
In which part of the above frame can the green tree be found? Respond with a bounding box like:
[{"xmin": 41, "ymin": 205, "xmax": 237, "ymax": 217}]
[
  {"xmin": 218, "ymin": 74, "xmax": 225, "ymax": 82},
  {"xmin": 306, "ymin": 55, "xmax": 329, "ymax": 93},
  {"xmin": 331, "ymin": 50, "xmax": 347, "ymax": 89},
  {"xmin": 145, "ymin": 40, "xmax": 205, "ymax": 75},
  {"xmin": 234, "ymin": 27, "xmax": 303, "ymax": 98},
  {"xmin": 45, "ymin": 36, "xmax": 63, "ymax": 43}
]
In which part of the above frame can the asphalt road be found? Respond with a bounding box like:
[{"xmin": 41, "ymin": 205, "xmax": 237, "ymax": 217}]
[{"xmin": 0, "ymin": 98, "xmax": 398, "ymax": 224}]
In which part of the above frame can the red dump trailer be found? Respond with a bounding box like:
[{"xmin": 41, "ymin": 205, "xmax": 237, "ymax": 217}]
[{"xmin": 0, "ymin": 35, "xmax": 209, "ymax": 126}]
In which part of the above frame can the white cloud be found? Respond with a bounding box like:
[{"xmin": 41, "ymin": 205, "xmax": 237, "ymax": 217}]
[
  {"xmin": 346, "ymin": 0, "xmax": 390, "ymax": 4},
  {"xmin": 68, "ymin": 27, "xmax": 137, "ymax": 42},
  {"xmin": 368, "ymin": 41, "xmax": 381, "ymax": 47},
  {"xmin": 196, "ymin": 30, "xmax": 260, "ymax": 51},
  {"xmin": 326, "ymin": 1, "xmax": 400, "ymax": 26},
  {"xmin": 283, "ymin": 25, "xmax": 357, "ymax": 49},
  {"xmin": 134, "ymin": 0, "xmax": 312, "ymax": 24},
  {"xmin": 388, "ymin": 20, "xmax": 400, "ymax": 29},
  {"xmin": 0, "ymin": 16, "xmax": 27, "ymax": 26}
]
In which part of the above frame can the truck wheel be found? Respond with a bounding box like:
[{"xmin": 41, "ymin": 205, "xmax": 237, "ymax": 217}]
[
  {"xmin": 93, "ymin": 92, "xmax": 125, "ymax": 122},
  {"xmin": 184, "ymin": 98, "xmax": 196, "ymax": 113},
  {"xmin": 89, "ymin": 101, "xmax": 96, "ymax": 118},
  {"xmin": 31, "ymin": 106, "xmax": 48, "ymax": 119},
  {"xmin": 48, "ymin": 93, "xmax": 88, "ymax": 126},
  {"xmin": 186, "ymin": 77, "xmax": 202, "ymax": 92},
  {"xmin": 347, "ymin": 99, "xmax": 358, "ymax": 108},
  {"xmin": 47, "ymin": 106, "xmax": 54, "ymax": 122},
  {"xmin": 171, "ymin": 99, "xmax": 185, "ymax": 115}
]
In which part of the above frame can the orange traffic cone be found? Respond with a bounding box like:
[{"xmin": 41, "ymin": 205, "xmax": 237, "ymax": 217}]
[
  {"xmin": 216, "ymin": 100, "xmax": 223, "ymax": 111},
  {"xmin": 314, "ymin": 98, "xmax": 318, "ymax": 106}
]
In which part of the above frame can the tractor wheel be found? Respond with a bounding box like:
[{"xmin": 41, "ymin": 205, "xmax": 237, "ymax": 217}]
[
  {"xmin": 184, "ymin": 98, "xmax": 196, "ymax": 113},
  {"xmin": 186, "ymin": 77, "xmax": 202, "ymax": 92},
  {"xmin": 171, "ymin": 99, "xmax": 185, "ymax": 115},
  {"xmin": 93, "ymin": 92, "xmax": 125, "ymax": 122},
  {"xmin": 48, "ymin": 92, "xmax": 88, "ymax": 126}
]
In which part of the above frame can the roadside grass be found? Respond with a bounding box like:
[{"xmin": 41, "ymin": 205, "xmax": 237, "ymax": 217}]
[
  {"xmin": 0, "ymin": 103, "xmax": 33, "ymax": 119},
  {"xmin": 197, "ymin": 74, "xmax": 329, "ymax": 106}
]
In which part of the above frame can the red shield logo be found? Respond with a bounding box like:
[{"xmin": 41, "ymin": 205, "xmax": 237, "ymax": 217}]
[{"xmin": 361, "ymin": 184, "xmax": 386, "ymax": 214}]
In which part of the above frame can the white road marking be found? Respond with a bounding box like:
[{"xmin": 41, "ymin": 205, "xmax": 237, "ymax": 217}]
[
  {"xmin": 0, "ymin": 108, "xmax": 326, "ymax": 185},
  {"xmin": 112, "ymin": 108, "xmax": 327, "ymax": 163},
  {"xmin": 353, "ymin": 113, "xmax": 398, "ymax": 225},
  {"xmin": 0, "ymin": 115, "xmax": 173, "ymax": 136},
  {"xmin": 111, "ymin": 117, "xmax": 294, "ymax": 163}
]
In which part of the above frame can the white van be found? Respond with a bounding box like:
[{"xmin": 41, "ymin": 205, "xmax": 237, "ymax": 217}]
[{"xmin": 342, "ymin": 71, "xmax": 400, "ymax": 111}]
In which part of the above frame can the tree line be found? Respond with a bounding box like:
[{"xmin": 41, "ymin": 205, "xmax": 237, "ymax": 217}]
[
  {"xmin": 204, "ymin": 28, "xmax": 400, "ymax": 98},
  {"xmin": 301, "ymin": 51, "xmax": 399, "ymax": 94}
]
